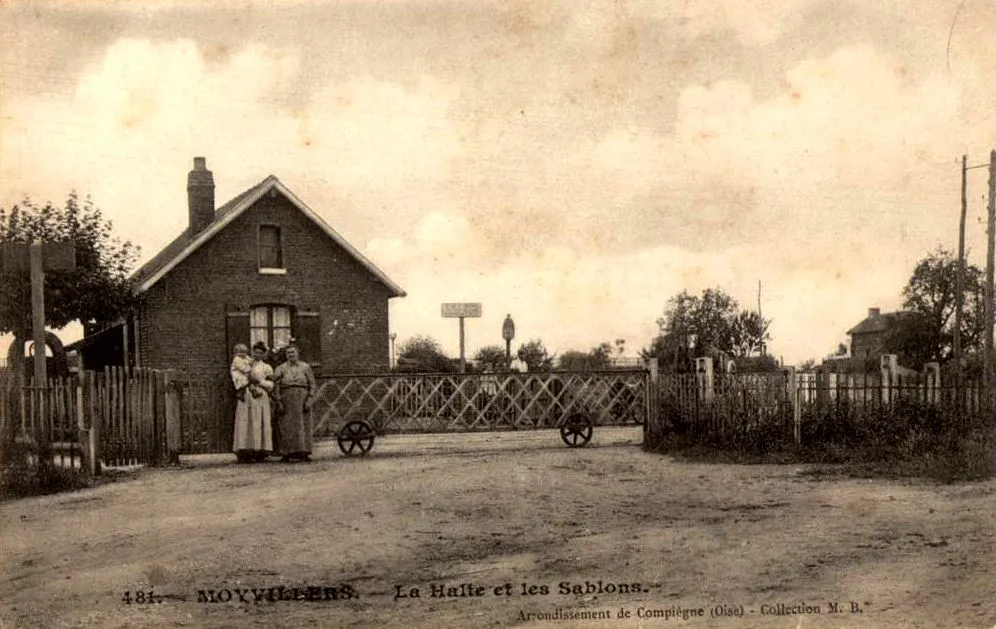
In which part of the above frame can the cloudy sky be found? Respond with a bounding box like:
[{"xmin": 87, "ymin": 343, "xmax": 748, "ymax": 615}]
[{"xmin": 2, "ymin": 0, "xmax": 995, "ymax": 364}]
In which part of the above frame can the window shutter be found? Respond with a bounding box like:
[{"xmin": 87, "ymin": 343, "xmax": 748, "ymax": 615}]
[
  {"xmin": 226, "ymin": 312, "xmax": 250, "ymax": 360},
  {"xmin": 293, "ymin": 311, "xmax": 322, "ymax": 368}
]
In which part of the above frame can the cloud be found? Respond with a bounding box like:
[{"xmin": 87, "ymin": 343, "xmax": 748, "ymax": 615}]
[
  {"xmin": 1, "ymin": 38, "xmax": 462, "ymax": 257},
  {"xmin": 378, "ymin": 42, "xmax": 989, "ymax": 363},
  {"xmin": 3, "ymin": 18, "xmax": 995, "ymax": 367},
  {"xmin": 632, "ymin": 0, "xmax": 814, "ymax": 45}
]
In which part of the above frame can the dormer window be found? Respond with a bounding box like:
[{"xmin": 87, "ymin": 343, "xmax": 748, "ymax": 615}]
[{"xmin": 259, "ymin": 224, "xmax": 284, "ymax": 273}]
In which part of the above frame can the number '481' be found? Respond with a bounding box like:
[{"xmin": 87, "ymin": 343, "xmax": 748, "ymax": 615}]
[{"xmin": 121, "ymin": 590, "xmax": 156, "ymax": 604}]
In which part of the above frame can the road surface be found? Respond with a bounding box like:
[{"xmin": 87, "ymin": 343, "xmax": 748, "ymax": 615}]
[{"xmin": 1, "ymin": 427, "xmax": 994, "ymax": 629}]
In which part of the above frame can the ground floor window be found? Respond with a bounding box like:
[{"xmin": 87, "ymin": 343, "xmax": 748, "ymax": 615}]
[{"xmin": 250, "ymin": 305, "xmax": 292, "ymax": 350}]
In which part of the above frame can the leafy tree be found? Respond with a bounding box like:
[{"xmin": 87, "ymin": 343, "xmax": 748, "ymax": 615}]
[
  {"xmin": 0, "ymin": 193, "xmax": 139, "ymax": 336},
  {"xmin": 884, "ymin": 312, "xmax": 939, "ymax": 369},
  {"xmin": 642, "ymin": 288, "xmax": 771, "ymax": 368},
  {"xmin": 798, "ymin": 358, "xmax": 819, "ymax": 371},
  {"xmin": 396, "ymin": 335, "xmax": 456, "ymax": 372},
  {"xmin": 516, "ymin": 339, "xmax": 554, "ymax": 372},
  {"xmin": 884, "ymin": 248, "xmax": 984, "ymax": 368},
  {"xmin": 613, "ymin": 338, "xmax": 626, "ymax": 357},
  {"xmin": 729, "ymin": 310, "xmax": 770, "ymax": 357},
  {"xmin": 558, "ymin": 342, "xmax": 613, "ymax": 371},
  {"xmin": 734, "ymin": 354, "xmax": 781, "ymax": 372},
  {"xmin": 473, "ymin": 345, "xmax": 507, "ymax": 370}
]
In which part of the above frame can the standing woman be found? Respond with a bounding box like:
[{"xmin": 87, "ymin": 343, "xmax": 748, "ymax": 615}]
[
  {"xmin": 231, "ymin": 342, "xmax": 275, "ymax": 463},
  {"xmin": 273, "ymin": 345, "xmax": 317, "ymax": 462}
]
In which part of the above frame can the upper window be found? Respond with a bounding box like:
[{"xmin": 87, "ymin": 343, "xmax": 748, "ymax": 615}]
[
  {"xmin": 250, "ymin": 305, "xmax": 292, "ymax": 350},
  {"xmin": 259, "ymin": 224, "xmax": 283, "ymax": 270}
]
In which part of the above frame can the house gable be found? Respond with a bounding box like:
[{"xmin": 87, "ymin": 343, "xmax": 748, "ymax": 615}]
[
  {"xmin": 128, "ymin": 164, "xmax": 404, "ymax": 375},
  {"xmin": 131, "ymin": 176, "xmax": 405, "ymax": 298},
  {"xmin": 138, "ymin": 191, "xmax": 394, "ymax": 373}
]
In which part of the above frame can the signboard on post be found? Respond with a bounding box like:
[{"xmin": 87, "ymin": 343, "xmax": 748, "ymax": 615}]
[
  {"xmin": 441, "ymin": 302, "xmax": 482, "ymax": 373},
  {"xmin": 441, "ymin": 303, "xmax": 482, "ymax": 318},
  {"xmin": 502, "ymin": 314, "xmax": 515, "ymax": 370},
  {"xmin": 1, "ymin": 241, "xmax": 76, "ymax": 273}
]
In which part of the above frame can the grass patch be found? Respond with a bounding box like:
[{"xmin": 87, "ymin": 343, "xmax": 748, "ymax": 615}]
[
  {"xmin": 1, "ymin": 461, "xmax": 94, "ymax": 500},
  {"xmin": 648, "ymin": 412, "xmax": 996, "ymax": 483}
]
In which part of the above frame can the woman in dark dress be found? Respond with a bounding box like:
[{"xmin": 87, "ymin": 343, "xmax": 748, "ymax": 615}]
[{"xmin": 273, "ymin": 345, "xmax": 317, "ymax": 462}]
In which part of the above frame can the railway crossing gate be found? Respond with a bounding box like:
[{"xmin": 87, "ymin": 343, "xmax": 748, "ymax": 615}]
[{"xmin": 311, "ymin": 367, "xmax": 654, "ymax": 455}]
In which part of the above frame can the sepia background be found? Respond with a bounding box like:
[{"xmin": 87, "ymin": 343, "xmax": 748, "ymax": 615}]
[{"xmin": 2, "ymin": 0, "xmax": 996, "ymax": 364}]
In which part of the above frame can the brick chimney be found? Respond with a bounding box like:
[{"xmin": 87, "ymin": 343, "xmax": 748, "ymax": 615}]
[
  {"xmin": 187, "ymin": 157, "xmax": 215, "ymax": 234},
  {"xmin": 868, "ymin": 307, "xmax": 880, "ymax": 318}
]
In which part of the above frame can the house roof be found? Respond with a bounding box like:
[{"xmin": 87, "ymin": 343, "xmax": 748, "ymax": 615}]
[
  {"xmin": 64, "ymin": 322, "xmax": 125, "ymax": 352},
  {"xmin": 130, "ymin": 176, "xmax": 406, "ymax": 298},
  {"xmin": 846, "ymin": 311, "xmax": 906, "ymax": 336}
]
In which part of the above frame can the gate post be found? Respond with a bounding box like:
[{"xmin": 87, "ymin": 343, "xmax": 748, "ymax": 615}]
[
  {"xmin": 696, "ymin": 357, "xmax": 714, "ymax": 402},
  {"xmin": 881, "ymin": 354, "xmax": 898, "ymax": 403},
  {"xmin": 86, "ymin": 371, "xmax": 102, "ymax": 476},
  {"xmin": 164, "ymin": 372, "xmax": 181, "ymax": 465},
  {"xmin": 152, "ymin": 370, "xmax": 165, "ymax": 466},
  {"xmin": 74, "ymin": 374, "xmax": 94, "ymax": 479},
  {"xmin": 644, "ymin": 357, "xmax": 659, "ymax": 449},
  {"xmin": 923, "ymin": 362, "xmax": 940, "ymax": 404},
  {"xmin": 786, "ymin": 367, "xmax": 801, "ymax": 446}
]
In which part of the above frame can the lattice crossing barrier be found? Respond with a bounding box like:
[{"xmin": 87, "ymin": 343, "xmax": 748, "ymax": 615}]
[{"xmin": 311, "ymin": 370, "xmax": 648, "ymax": 440}]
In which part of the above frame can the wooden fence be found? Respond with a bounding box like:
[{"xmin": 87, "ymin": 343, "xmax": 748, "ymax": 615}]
[
  {"xmin": 1, "ymin": 371, "xmax": 90, "ymax": 473},
  {"xmin": 1, "ymin": 368, "xmax": 185, "ymax": 479},
  {"xmin": 798, "ymin": 378, "xmax": 992, "ymax": 424},
  {"xmin": 655, "ymin": 372, "xmax": 794, "ymax": 441},
  {"xmin": 646, "ymin": 370, "xmax": 995, "ymax": 451},
  {"xmin": 171, "ymin": 372, "xmax": 234, "ymax": 455}
]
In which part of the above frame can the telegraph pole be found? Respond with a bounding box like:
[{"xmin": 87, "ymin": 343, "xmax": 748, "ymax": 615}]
[
  {"xmin": 757, "ymin": 280, "xmax": 765, "ymax": 356},
  {"xmin": 987, "ymin": 150, "xmax": 996, "ymax": 391},
  {"xmin": 955, "ymin": 156, "xmax": 967, "ymax": 385},
  {"xmin": 30, "ymin": 241, "xmax": 49, "ymax": 457}
]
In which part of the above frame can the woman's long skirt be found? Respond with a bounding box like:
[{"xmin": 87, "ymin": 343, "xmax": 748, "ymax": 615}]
[
  {"xmin": 277, "ymin": 387, "xmax": 313, "ymax": 455},
  {"xmin": 233, "ymin": 392, "xmax": 273, "ymax": 454}
]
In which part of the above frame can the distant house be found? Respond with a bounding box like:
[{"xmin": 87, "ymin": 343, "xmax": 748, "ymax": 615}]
[
  {"xmin": 838, "ymin": 307, "xmax": 908, "ymax": 372},
  {"xmin": 71, "ymin": 158, "xmax": 405, "ymax": 374}
]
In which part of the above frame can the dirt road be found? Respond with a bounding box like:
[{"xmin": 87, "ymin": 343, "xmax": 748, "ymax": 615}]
[{"xmin": 2, "ymin": 427, "xmax": 994, "ymax": 629}]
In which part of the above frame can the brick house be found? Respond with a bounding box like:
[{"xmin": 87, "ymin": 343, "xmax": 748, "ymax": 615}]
[
  {"xmin": 72, "ymin": 158, "xmax": 405, "ymax": 374},
  {"xmin": 840, "ymin": 307, "xmax": 908, "ymax": 372}
]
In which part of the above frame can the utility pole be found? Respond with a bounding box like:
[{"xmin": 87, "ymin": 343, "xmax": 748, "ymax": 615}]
[
  {"xmin": 987, "ymin": 150, "xmax": 996, "ymax": 391},
  {"xmin": 955, "ymin": 156, "xmax": 967, "ymax": 386},
  {"xmin": 757, "ymin": 280, "xmax": 765, "ymax": 356},
  {"xmin": 30, "ymin": 241, "xmax": 49, "ymax": 458}
]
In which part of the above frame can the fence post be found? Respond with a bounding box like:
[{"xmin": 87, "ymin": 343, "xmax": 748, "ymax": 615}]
[
  {"xmin": 881, "ymin": 354, "xmax": 898, "ymax": 404},
  {"xmin": 696, "ymin": 357, "xmax": 714, "ymax": 403},
  {"xmin": 644, "ymin": 357, "xmax": 659, "ymax": 449},
  {"xmin": 152, "ymin": 370, "xmax": 163, "ymax": 465},
  {"xmin": 164, "ymin": 372, "xmax": 181, "ymax": 464},
  {"xmin": 923, "ymin": 362, "xmax": 940, "ymax": 405},
  {"xmin": 787, "ymin": 367, "xmax": 801, "ymax": 446},
  {"xmin": 74, "ymin": 375, "xmax": 91, "ymax": 478},
  {"xmin": 88, "ymin": 371, "xmax": 102, "ymax": 475}
]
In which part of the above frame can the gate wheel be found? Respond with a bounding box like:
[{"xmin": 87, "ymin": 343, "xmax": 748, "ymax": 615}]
[
  {"xmin": 337, "ymin": 420, "xmax": 376, "ymax": 456},
  {"xmin": 560, "ymin": 413, "xmax": 593, "ymax": 448}
]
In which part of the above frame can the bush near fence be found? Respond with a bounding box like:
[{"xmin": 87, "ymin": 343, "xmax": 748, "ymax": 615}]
[
  {"xmin": 797, "ymin": 384, "xmax": 995, "ymax": 480},
  {"xmin": 647, "ymin": 374, "xmax": 996, "ymax": 481}
]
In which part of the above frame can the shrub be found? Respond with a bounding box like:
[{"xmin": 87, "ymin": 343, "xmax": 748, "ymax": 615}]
[{"xmin": 650, "ymin": 393, "xmax": 996, "ymax": 482}]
